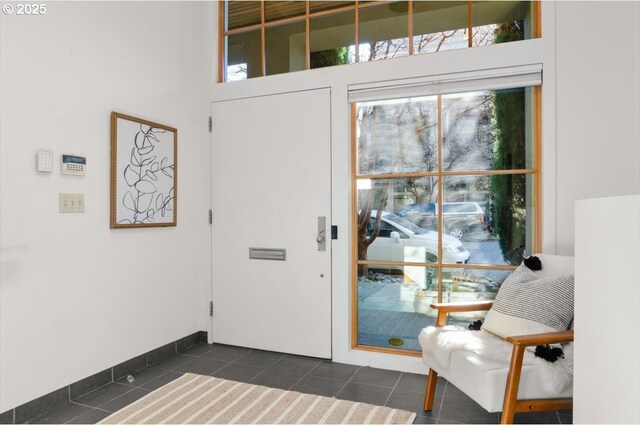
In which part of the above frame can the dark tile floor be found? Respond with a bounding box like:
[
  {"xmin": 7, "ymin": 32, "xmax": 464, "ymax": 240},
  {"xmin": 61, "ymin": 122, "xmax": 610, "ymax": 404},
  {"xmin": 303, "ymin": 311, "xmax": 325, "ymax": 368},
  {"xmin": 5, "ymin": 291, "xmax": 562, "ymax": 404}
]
[{"xmin": 25, "ymin": 343, "xmax": 573, "ymax": 424}]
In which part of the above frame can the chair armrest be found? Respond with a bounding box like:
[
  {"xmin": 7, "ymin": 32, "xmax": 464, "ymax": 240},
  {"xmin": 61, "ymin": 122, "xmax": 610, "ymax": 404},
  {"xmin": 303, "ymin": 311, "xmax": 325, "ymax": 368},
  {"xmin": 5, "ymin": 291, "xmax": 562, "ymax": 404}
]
[
  {"xmin": 502, "ymin": 329, "xmax": 575, "ymax": 422},
  {"xmin": 430, "ymin": 301, "xmax": 494, "ymax": 326},
  {"xmin": 506, "ymin": 330, "xmax": 574, "ymax": 347},
  {"xmin": 430, "ymin": 300, "xmax": 494, "ymax": 313}
]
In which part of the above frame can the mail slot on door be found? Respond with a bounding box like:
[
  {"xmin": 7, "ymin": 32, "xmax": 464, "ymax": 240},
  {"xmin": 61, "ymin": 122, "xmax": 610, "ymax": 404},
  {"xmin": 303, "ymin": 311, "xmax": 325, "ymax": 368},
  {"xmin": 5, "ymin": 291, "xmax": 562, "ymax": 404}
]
[{"xmin": 249, "ymin": 247, "xmax": 287, "ymax": 261}]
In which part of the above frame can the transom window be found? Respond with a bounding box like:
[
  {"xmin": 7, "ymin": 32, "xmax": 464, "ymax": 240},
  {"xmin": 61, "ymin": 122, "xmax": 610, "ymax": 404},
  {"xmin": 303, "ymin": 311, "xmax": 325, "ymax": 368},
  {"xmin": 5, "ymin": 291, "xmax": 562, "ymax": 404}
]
[{"xmin": 220, "ymin": 0, "xmax": 539, "ymax": 82}]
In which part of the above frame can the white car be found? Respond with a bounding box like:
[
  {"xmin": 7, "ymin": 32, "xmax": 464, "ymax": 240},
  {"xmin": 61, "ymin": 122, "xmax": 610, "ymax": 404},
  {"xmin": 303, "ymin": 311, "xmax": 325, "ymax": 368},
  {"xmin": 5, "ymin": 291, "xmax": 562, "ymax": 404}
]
[{"xmin": 365, "ymin": 210, "xmax": 470, "ymax": 267}]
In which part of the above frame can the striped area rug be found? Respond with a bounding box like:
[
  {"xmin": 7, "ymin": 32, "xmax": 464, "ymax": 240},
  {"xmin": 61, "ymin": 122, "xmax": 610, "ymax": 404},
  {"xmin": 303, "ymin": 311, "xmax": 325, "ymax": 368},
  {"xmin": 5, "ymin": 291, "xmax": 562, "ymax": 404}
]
[{"xmin": 99, "ymin": 372, "xmax": 416, "ymax": 424}]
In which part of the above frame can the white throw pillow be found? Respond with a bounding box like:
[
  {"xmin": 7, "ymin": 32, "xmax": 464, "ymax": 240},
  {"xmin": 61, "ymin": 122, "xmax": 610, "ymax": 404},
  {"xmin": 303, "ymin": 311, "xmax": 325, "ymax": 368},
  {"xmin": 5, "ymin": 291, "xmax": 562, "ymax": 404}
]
[{"xmin": 482, "ymin": 263, "xmax": 574, "ymax": 338}]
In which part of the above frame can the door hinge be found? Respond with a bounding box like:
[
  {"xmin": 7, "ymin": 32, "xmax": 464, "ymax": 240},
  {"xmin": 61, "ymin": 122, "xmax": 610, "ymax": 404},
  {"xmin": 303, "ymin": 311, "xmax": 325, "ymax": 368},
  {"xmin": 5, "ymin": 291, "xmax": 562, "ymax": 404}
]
[
  {"xmin": 208, "ymin": 116, "xmax": 212, "ymax": 132},
  {"xmin": 208, "ymin": 209, "xmax": 212, "ymax": 224},
  {"xmin": 209, "ymin": 301, "xmax": 213, "ymax": 317}
]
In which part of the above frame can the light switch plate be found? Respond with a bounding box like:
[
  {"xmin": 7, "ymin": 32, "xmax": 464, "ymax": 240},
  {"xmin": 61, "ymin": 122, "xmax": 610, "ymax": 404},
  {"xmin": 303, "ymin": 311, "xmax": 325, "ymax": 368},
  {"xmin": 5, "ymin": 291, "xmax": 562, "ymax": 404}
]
[
  {"xmin": 59, "ymin": 193, "xmax": 85, "ymax": 213},
  {"xmin": 36, "ymin": 150, "xmax": 53, "ymax": 173}
]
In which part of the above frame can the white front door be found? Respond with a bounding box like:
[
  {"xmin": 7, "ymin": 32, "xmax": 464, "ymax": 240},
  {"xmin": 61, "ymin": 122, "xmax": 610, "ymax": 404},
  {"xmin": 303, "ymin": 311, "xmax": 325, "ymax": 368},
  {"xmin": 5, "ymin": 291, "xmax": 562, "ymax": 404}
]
[{"xmin": 211, "ymin": 89, "xmax": 332, "ymax": 358}]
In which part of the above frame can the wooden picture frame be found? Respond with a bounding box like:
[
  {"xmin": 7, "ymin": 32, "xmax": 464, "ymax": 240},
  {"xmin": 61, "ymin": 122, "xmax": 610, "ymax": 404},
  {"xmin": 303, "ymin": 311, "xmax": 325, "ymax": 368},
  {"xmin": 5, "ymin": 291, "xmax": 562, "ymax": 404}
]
[{"xmin": 110, "ymin": 112, "xmax": 177, "ymax": 228}]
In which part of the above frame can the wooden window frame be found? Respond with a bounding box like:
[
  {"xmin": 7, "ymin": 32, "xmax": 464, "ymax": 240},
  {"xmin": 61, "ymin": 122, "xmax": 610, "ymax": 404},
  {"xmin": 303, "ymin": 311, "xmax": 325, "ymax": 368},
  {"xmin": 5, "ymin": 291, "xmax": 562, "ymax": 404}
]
[
  {"xmin": 218, "ymin": 0, "xmax": 541, "ymax": 82},
  {"xmin": 350, "ymin": 87, "xmax": 542, "ymax": 356}
]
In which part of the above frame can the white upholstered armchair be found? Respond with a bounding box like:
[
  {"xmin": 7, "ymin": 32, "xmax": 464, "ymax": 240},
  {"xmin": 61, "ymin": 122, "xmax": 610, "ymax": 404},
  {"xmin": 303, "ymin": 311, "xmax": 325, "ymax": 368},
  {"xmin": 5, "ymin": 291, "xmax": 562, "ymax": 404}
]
[{"xmin": 419, "ymin": 254, "xmax": 574, "ymax": 424}]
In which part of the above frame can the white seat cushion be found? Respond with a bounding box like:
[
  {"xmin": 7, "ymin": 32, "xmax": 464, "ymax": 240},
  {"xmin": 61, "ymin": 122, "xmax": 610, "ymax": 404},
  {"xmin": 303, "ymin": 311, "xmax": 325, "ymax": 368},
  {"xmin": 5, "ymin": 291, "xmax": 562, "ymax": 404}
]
[
  {"xmin": 421, "ymin": 350, "xmax": 573, "ymax": 412},
  {"xmin": 418, "ymin": 328, "xmax": 573, "ymax": 412}
]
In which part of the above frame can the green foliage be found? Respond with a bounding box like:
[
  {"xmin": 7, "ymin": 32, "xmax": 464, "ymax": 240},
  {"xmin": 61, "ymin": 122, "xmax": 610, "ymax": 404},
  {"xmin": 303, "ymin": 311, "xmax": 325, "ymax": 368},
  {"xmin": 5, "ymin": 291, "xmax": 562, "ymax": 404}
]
[
  {"xmin": 491, "ymin": 21, "xmax": 527, "ymax": 264},
  {"xmin": 494, "ymin": 20, "xmax": 525, "ymax": 44},
  {"xmin": 310, "ymin": 47, "xmax": 350, "ymax": 69}
]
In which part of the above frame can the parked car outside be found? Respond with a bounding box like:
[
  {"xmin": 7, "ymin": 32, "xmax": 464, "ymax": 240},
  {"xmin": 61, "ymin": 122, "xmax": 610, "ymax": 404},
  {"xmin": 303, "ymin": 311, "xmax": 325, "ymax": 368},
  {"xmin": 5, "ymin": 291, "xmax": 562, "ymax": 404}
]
[
  {"xmin": 397, "ymin": 202, "xmax": 486, "ymax": 239},
  {"xmin": 365, "ymin": 211, "xmax": 470, "ymax": 265}
]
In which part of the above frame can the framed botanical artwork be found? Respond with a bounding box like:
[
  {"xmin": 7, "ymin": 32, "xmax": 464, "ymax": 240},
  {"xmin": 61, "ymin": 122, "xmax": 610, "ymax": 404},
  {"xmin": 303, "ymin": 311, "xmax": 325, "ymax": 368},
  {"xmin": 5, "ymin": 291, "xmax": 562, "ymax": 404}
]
[{"xmin": 110, "ymin": 112, "xmax": 177, "ymax": 228}]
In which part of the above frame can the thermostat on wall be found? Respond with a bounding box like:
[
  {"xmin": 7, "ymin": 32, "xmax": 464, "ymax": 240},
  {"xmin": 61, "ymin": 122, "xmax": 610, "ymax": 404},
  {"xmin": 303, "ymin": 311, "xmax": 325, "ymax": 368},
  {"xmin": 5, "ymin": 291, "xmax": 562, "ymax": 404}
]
[{"xmin": 61, "ymin": 154, "xmax": 86, "ymax": 176}]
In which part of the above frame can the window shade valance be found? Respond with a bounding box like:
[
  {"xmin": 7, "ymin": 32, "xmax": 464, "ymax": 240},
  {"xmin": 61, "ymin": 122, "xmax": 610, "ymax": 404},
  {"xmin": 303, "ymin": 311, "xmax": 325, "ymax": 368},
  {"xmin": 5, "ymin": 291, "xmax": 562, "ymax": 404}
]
[{"xmin": 347, "ymin": 64, "xmax": 542, "ymax": 103}]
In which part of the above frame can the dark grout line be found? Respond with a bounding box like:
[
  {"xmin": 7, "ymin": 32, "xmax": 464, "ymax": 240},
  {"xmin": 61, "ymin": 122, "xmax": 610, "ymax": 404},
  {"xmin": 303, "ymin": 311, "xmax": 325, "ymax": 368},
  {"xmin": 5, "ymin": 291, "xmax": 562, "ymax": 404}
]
[
  {"xmin": 434, "ymin": 381, "xmax": 448, "ymax": 423},
  {"xmin": 340, "ymin": 376, "xmax": 402, "ymax": 391},
  {"xmin": 63, "ymin": 404, "xmax": 113, "ymax": 424},
  {"xmin": 437, "ymin": 415, "xmax": 459, "ymax": 424},
  {"xmin": 70, "ymin": 381, "xmax": 136, "ymax": 410},
  {"xmin": 203, "ymin": 346, "xmax": 271, "ymax": 380},
  {"xmin": 69, "ymin": 401, "xmax": 99, "ymax": 410},
  {"xmin": 240, "ymin": 353, "xmax": 286, "ymax": 383},
  {"xmin": 288, "ymin": 359, "xmax": 324, "ymax": 390},
  {"xmin": 180, "ymin": 344, "xmax": 214, "ymax": 359},
  {"xmin": 383, "ymin": 372, "xmax": 403, "ymax": 406},
  {"xmin": 58, "ymin": 405, "xmax": 97, "ymax": 425},
  {"xmin": 335, "ymin": 365, "xmax": 361, "ymax": 397}
]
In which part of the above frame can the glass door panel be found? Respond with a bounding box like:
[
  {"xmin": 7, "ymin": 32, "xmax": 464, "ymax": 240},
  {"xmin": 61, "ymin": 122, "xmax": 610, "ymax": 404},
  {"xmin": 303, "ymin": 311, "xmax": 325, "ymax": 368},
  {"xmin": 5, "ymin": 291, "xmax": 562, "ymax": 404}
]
[
  {"xmin": 442, "ymin": 87, "xmax": 534, "ymax": 171},
  {"xmin": 472, "ymin": 1, "xmax": 532, "ymax": 47},
  {"xmin": 357, "ymin": 177, "xmax": 442, "ymax": 264},
  {"xmin": 443, "ymin": 174, "xmax": 535, "ymax": 265},
  {"xmin": 226, "ymin": 30, "xmax": 263, "ymax": 81},
  {"xmin": 413, "ymin": 1, "xmax": 468, "ymax": 54},
  {"xmin": 265, "ymin": 21, "xmax": 307, "ymax": 76},
  {"xmin": 356, "ymin": 97, "xmax": 438, "ymax": 175},
  {"xmin": 357, "ymin": 266, "xmax": 437, "ymax": 351},
  {"xmin": 310, "ymin": 10, "xmax": 356, "ymax": 68},
  {"xmin": 353, "ymin": 85, "xmax": 538, "ymax": 354},
  {"xmin": 226, "ymin": 0, "xmax": 262, "ymax": 31},
  {"xmin": 358, "ymin": 2, "xmax": 409, "ymax": 62}
]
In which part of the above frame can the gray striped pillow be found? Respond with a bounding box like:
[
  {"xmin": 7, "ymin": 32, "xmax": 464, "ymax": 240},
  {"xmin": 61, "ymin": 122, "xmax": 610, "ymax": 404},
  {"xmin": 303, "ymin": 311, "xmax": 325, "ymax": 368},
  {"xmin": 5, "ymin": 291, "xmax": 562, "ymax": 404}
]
[{"xmin": 482, "ymin": 264, "xmax": 574, "ymax": 338}]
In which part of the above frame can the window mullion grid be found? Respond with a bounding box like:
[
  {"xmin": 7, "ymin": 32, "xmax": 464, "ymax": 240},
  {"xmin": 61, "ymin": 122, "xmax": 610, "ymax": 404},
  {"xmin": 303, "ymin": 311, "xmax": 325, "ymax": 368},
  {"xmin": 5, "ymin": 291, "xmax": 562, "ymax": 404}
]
[
  {"xmin": 408, "ymin": 0, "xmax": 413, "ymax": 55},
  {"xmin": 357, "ymin": 0, "xmax": 396, "ymax": 10},
  {"xmin": 357, "ymin": 259, "xmax": 517, "ymax": 271},
  {"xmin": 534, "ymin": 0, "xmax": 541, "ymax": 38},
  {"xmin": 220, "ymin": 0, "xmax": 541, "ymax": 81},
  {"xmin": 467, "ymin": 0, "xmax": 473, "ymax": 48},
  {"xmin": 260, "ymin": 0, "xmax": 265, "ymax": 77},
  {"xmin": 534, "ymin": 85, "xmax": 542, "ymax": 252},
  {"xmin": 223, "ymin": 24, "xmax": 262, "ymax": 36},
  {"xmin": 222, "ymin": 3, "xmax": 358, "ymax": 35},
  {"xmin": 218, "ymin": 1, "xmax": 225, "ymax": 83},
  {"xmin": 354, "ymin": 0, "xmax": 360, "ymax": 63},
  {"xmin": 350, "ymin": 103, "xmax": 359, "ymax": 350},
  {"xmin": 437, "ymin": 94, "xmax": 444, "ymax": 304},
  {"xmin": 357, "ymin": 260, "xmax": 439, "ymax": 268},
  {"xmin": 305, "ymin": 1, "xmax": 310, "ymax": 70},
  {"xmin": 353, "ymin": 107, "xmax": 537, "ymax": 305},
  {"xmin": 355, "ymin": 169, "xmax": 537, "ymax": 181}
]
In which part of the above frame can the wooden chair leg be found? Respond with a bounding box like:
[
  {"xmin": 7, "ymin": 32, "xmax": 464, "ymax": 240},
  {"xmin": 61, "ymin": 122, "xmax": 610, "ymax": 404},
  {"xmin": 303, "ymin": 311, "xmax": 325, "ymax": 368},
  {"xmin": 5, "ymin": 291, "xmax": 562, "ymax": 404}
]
[
  {"xmin": 500, "ymin": 345, "xmax": 526, "ymax": 424},
  {"xmin": 423, "ymin": 369, "xmax": 438, "ymax": 411}
]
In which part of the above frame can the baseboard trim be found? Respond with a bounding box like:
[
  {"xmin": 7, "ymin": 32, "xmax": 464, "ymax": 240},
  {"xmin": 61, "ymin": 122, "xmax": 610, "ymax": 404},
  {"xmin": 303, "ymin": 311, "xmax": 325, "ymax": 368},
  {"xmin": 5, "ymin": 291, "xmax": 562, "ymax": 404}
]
[{"xmin": 0, "ymin": 331, "xmax": 208, "ymax": 424}]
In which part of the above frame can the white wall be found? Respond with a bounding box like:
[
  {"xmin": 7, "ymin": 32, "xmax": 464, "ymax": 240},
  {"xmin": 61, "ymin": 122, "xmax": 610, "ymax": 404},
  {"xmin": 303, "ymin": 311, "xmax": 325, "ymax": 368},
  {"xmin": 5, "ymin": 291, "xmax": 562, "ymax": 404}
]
[
  {"xmin": 0, "ymin": 1, "xmax": 214, "ymax": 411},
  {"xmin": 574, "ymin": 195, "xmax": 640, "ymax": 423},
  {"xmin": 555, "ymin": 1, "xmax": 640, "ymax": 255}
]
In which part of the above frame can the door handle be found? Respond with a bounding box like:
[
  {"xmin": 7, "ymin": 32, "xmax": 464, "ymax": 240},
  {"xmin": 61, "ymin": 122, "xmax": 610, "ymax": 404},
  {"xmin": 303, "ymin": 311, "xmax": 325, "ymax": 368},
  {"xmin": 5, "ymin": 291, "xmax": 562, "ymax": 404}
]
[{"xmin": 317, "ymin": 217, "xmax": 327, "ymax": 251}]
